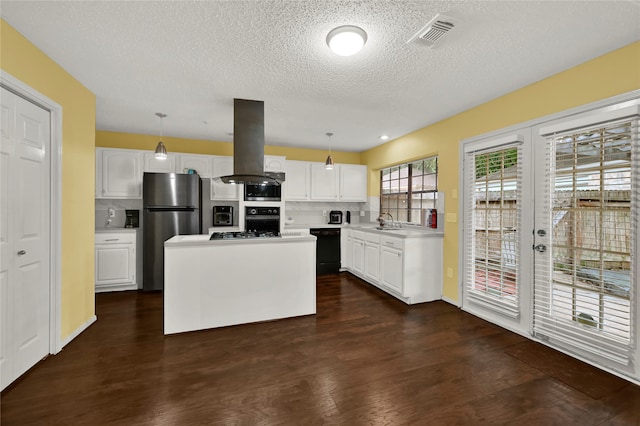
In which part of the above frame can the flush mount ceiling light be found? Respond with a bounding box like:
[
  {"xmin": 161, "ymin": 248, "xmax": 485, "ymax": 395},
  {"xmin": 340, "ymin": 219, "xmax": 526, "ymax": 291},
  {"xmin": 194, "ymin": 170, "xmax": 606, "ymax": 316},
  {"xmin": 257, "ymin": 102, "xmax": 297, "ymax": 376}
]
[
  {"xmin": 154, "ymin": 112, "xmax": 168, "ymax": 160},
  {"xmin": 325, "ymin": 132, "xmax": 334, "ymax": 170},
  {"xmin": 379, "ymin": 134, "xmax": 389, "ymax": 140},
  {"xmin": 326, "ymin": 25, "xmax": 367, "ymax": 56}
]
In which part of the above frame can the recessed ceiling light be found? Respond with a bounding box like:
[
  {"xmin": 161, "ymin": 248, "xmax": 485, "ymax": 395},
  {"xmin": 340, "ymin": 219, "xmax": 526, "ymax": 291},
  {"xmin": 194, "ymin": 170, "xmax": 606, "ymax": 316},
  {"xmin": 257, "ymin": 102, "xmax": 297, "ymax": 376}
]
[
  {"xmin": 326, "ymin": 25, "xmax": 367, "ymax": 56},
  {"xmin": 379, "ymin": 135, "xmax": 389, "ymax": 140}
]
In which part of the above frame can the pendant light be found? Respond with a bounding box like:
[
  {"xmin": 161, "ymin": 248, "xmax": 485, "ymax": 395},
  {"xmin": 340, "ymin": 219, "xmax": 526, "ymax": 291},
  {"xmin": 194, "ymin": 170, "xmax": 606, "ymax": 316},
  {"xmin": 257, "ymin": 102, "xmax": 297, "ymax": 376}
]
[
  {"xmin": 325, "ymin": 132, "xmax": 334, "ymax": 170},
  {"xmin": 154, "ymin": 112, "xmax": 168, "ymax": 160}
]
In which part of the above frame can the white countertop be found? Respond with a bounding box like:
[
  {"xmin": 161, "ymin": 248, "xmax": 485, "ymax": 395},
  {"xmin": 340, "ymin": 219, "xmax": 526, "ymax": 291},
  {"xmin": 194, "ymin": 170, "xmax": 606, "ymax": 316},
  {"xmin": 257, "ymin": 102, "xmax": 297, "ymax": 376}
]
[
  {"xmin": 346, "ymin": 224, "xmax": 444, "ymax": 238},
  {"xmin": 284, "ymin": 223, "xmax": 345, "ymax": 229},
  {"xmin": 95, "ymin": 228, "xmax": 138, "ymax": 233},
  {"xmin": 165, "ymin": 233, "xmax": 316, "ymax": 247}
]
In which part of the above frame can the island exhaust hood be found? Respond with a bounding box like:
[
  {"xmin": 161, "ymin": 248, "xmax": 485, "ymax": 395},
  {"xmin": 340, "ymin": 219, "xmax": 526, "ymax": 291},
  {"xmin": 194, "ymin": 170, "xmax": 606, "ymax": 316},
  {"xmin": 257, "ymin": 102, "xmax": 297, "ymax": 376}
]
[{"xmin": 219, "ymin": 99, "xmax": 285, "ymax": 185}]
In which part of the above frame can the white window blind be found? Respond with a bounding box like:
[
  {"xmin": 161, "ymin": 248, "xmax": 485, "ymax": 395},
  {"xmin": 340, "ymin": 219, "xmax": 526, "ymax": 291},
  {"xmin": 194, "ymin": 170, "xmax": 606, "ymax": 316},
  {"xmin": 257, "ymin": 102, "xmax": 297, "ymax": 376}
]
[
  {"xmin": 533, "ymin": 117, "xmax": 638, "ymax": 370},
  {"xmin": 465, "ymin": 143, "xmax": 523, "ymax": 317}
]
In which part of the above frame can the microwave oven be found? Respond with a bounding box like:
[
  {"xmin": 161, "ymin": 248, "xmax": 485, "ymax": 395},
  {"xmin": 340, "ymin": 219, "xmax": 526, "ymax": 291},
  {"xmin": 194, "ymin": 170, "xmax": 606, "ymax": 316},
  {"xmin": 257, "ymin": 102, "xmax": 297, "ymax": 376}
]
[{"xmin": 244, "ymin": 183, "xmax": 281, "ymax": 201}]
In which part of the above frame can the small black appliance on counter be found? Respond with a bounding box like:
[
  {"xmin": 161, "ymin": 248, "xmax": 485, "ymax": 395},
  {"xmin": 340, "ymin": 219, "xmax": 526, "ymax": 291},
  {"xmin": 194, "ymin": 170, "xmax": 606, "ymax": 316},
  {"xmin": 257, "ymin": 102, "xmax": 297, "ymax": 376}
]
[
  {"xmin": 213, "ymin": 205, "xmax": 233, "ymax": 226},
  {"xmin": 125, "ymin": 209, "xmax": 139, "ymax": 228},
  {"xmin": 329, "ymin": 210, "xmax": 343, "ymax": 224}
]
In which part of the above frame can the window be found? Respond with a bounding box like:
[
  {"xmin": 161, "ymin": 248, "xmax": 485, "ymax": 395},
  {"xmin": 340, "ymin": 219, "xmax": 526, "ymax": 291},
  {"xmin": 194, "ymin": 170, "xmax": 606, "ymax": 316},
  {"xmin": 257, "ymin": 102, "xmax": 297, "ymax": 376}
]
[{"xmin": 380, "ymin": 156, "xmax": 438, "ymax": 224}]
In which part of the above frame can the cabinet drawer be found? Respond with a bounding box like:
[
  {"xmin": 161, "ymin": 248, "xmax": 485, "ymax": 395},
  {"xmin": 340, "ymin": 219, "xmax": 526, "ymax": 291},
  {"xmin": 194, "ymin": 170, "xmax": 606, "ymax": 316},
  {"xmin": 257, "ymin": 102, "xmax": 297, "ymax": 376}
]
[
  {"xmin": 96, "ymin": 232, "xmax": 135, "ymax": 245},
  {"xmin": 380, "ymin": 236, "xmax": 404, "ymax": 250},
  {"xmin": 352, "ymin": 230, "xmax": 366, "ymax": 241},
  {"xmin": 363, "ymin": 232, "xmax": 380, "ymax": 244}
]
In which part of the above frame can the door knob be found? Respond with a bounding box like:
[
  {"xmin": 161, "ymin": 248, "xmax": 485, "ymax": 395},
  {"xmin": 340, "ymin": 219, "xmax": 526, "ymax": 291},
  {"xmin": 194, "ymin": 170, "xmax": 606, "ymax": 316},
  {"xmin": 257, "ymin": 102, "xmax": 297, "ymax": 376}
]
[
  {"xmin": 533, "ymin": 244, "xmax": 547, "ymax": 253},
  {"xmin": 17, "ymin": 250, "xmax": 26, "ymax": 255}
]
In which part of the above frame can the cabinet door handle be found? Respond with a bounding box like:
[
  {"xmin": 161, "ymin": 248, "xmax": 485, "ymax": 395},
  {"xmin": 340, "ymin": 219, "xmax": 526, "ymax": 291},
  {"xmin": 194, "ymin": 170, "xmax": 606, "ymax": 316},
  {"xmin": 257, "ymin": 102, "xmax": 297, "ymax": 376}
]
[
  {"xmin": 105, "ymin": 238, "xmax": 119, "ymax": 242},
  {"xmin": 17, "ymin": 250, "xmax": 26, "ymax": 255}
]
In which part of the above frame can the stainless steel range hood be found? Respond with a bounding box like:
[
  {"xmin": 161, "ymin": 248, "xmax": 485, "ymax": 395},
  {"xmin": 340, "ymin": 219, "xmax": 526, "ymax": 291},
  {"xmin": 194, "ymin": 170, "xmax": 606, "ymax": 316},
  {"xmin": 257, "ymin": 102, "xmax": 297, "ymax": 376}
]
[{"xmin": 219, "ymin": 99, "xmax": 285, "ymax": 185}]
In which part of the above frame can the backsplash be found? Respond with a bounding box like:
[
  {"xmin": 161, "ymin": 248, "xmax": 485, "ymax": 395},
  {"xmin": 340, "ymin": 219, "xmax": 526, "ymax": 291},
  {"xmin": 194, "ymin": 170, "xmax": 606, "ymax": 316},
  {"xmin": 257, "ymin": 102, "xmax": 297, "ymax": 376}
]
[
  {"xmin": 95, "ymin": 199, "xmax": 143, "ymax": 228},
  {"xmin": 96, "ymin": 197, "xmax": 379, "ymax": 229}
]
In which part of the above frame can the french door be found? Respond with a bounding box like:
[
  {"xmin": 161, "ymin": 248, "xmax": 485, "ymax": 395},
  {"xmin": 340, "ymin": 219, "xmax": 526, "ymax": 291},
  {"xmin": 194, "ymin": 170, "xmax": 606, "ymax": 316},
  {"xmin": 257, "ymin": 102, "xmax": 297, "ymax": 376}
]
[
  {"xmin": 532, "ymin": 104, "xmax": 639, "ymax": 376},
  {"xmin": 462, "ymin": 97, "xmax": 640, "ymax": 380},
  {"xmin": 461, "ymin": 130, "xmax": 534, "ymax": 336}
]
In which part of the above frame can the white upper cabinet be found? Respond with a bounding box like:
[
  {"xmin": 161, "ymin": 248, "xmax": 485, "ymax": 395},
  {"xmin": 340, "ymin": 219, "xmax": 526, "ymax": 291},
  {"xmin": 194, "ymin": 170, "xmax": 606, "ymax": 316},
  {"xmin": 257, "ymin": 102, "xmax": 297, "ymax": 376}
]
[
  {"xmin": 265, "ymin": 155, "xmax": 286, "ymax": 172},
  {"xmin": 143, "ymin": 152, "xmax": 176, "ymax": 173},
  {"xmin": 310, "ymin": 163, "xmax": 339, "ymax": 201},
  {"xmin": 339, "ymin": 164, "xmax": 367, "ymax": 202},
  {"xmin": 210, "ymin": 156, "xmax": 239, "ymax": 200},
  {"xmin": 284, "ymin": 161, "xmax": 367, "ymax": 202},
  {"xmin": 97, "ymin": 148, "xmax": 143, "ymax": 199},
  {"xmin": 284, "ymin": 160, "xmax": 311, "ymax": 200},
  {"xmin": 177, "ymin": 154, "xmax": 212, "ymax": 178}
]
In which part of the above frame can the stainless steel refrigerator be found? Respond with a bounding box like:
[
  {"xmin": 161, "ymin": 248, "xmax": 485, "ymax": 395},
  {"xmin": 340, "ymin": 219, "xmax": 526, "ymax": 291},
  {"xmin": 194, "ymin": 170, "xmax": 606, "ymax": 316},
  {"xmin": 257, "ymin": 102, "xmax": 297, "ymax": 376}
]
[{"xmin": 143, "ymin": 172, "xmax": 201, "ymax": 291}]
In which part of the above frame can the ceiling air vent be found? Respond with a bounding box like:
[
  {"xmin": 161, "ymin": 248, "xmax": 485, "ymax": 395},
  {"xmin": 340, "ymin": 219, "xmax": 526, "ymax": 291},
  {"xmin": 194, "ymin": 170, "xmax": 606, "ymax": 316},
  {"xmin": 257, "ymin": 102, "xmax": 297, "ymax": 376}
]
[{"xmin": 408, "ymin": 14, "xmax": 459, "ymax": 47}]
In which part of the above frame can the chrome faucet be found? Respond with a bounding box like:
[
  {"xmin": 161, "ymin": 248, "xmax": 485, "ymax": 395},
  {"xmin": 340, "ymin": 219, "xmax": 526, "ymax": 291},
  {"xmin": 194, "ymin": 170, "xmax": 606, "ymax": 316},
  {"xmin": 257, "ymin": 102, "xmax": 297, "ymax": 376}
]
[{"xmin": 377, "ymin": 211, "xmax": 394, "ymax": 228}]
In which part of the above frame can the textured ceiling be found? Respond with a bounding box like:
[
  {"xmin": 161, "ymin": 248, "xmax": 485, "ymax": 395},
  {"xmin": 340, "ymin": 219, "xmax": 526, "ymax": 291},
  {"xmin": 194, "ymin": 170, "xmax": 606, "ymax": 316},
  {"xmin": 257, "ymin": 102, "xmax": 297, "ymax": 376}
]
[{"xmin": 1, "ymin": 1, "xmax": 639, "ymax": 152}]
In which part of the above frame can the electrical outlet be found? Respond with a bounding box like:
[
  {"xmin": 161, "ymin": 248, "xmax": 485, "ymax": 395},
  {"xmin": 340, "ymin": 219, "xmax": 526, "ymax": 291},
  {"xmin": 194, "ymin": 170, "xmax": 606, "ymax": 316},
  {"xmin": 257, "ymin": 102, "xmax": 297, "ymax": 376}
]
[
  {"xmin": 446, "ymin": 213, "xmax": 457, "ymax": 223},
  {"xmin": 322, "ymin": 210, "xmax": 327, "ymax": 217},
  {"xmin": 360, "ymin": 211, "xmax": 365, "ymax": 217},
  {"xmin": 108, "ymin": 208, "xmax": 115, "ymax": 218},
  {"xmin": 447, "ymin": 267, "xmax": 453, "ymax": 278}
]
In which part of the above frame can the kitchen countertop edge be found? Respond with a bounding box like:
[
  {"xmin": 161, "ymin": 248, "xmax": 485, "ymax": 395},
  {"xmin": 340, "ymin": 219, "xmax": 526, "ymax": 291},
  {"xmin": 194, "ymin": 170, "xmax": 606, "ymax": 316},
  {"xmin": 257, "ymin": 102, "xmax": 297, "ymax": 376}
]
[{"xmin": 165, "ymin": 234, "xmax": 317, "ymax": 247}]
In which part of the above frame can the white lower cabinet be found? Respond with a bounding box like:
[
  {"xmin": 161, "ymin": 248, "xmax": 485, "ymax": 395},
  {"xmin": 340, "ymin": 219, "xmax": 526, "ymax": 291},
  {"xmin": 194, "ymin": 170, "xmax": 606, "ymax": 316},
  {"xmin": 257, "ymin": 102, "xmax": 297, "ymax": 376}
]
[
  {"xmin": 343, "ymin": 228, "xmax": 442, "ymax": 304},
  {"xmin": 380, "ymin": 244, "xmax": 403, "ymax": 294},
  {"xmin": 363, "ymin": 233, "xmax": 381, "ymax": 283},
  {"xmin": 340, "ymin": 228, "xmax": 353, "ymax": 270},
  {"xmin": 95, "ymin": 231, "xmax": 137, "ymax": 292},
  {"xmin": 351, "ymin": 234, "xmax": 365, "ymax": 276}
]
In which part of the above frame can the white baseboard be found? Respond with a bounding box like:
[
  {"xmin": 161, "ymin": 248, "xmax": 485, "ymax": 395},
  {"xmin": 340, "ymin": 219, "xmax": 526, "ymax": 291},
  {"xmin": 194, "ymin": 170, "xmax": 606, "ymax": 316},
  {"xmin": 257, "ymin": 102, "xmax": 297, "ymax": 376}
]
[
  {"xmin": 442, "ymin": 295, "xmax": 460, "ymax": 307},
  {"xmin": 59, "ymin": 315, "xmax": 97, "ymax": 351}
]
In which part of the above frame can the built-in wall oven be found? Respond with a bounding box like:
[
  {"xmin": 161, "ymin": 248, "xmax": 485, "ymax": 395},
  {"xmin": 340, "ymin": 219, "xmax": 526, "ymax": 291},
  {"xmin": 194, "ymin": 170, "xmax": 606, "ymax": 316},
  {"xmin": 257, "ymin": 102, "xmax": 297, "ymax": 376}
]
[
  {"xmin": 212, "ymin": 205, "xmax": 233, "ymax": 227},
  {"xmin": 244, "ymin": 184, "xmax": 281, "ymax": 201},
  {"xmin": 245, "ymin": 206, "xmax": 280, "ymax": 234}
]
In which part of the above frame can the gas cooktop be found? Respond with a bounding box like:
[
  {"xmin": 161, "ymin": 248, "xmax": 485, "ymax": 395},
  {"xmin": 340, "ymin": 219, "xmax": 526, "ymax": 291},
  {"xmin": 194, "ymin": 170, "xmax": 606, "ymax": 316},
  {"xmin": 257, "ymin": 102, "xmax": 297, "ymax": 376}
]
[{"xmin": 209, "ymin": 231, "xmax": 280, "ymax": 240}]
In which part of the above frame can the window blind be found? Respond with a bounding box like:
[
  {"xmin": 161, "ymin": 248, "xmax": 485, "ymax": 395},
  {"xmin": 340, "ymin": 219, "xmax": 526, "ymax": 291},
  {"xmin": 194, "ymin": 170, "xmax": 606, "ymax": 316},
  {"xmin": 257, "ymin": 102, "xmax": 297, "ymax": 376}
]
[
  {"xmin": 533, "ymin": 117, "xmax": 638, "ymax": 370},
  {"xmin": 465, "ymin": 143, "xmax": 523, "ymax": 318}
]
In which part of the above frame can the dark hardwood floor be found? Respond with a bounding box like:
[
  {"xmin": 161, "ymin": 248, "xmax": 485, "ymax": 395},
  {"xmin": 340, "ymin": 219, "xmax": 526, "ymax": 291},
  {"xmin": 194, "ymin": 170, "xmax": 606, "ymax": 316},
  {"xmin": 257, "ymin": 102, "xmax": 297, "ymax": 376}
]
[{"xmin": 2, "ymin": 273, "xmax": 639, "ymax": 425}]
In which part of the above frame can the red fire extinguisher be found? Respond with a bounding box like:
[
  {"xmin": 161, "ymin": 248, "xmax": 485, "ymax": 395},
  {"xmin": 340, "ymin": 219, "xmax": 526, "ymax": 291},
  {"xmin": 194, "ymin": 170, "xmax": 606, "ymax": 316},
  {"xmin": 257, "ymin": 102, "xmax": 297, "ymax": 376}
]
[{"xmin": 430, "ymin": 209, "xmax": 437, "ymax": 229}]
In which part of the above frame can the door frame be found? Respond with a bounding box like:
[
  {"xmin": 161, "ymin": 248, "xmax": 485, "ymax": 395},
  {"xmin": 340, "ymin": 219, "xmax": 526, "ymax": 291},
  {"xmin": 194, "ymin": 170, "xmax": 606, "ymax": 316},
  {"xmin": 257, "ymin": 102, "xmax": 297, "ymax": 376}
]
[
  {"xmin": 457, "ymin": 89, "xmax": 640, "ymax": 336},
  {"xmin": 1, "ymin": 70, "xmax": 62, "ymax": 354}
]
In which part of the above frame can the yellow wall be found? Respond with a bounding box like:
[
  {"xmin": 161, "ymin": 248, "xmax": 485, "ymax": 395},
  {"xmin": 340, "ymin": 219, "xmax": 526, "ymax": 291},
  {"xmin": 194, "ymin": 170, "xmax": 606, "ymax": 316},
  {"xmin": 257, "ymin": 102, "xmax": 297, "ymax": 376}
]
[
  {"xmin": 362, "ymin": 41, "xmax": 640, "ymax": 302},
  {"xmin": 0, "ymin": 20, "xmax": 97, "ymax": 340},
  {"xmin": 96, "ymin": 131, "xmax": 363, "ymax": 164}
]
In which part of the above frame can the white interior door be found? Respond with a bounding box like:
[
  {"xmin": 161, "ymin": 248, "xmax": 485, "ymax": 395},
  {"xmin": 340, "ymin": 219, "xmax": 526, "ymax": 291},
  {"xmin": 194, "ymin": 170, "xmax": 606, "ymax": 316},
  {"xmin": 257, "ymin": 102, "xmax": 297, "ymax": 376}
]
[{"xmin": 0, "ymin": 87, "xmax": 51, "ymax": 390}]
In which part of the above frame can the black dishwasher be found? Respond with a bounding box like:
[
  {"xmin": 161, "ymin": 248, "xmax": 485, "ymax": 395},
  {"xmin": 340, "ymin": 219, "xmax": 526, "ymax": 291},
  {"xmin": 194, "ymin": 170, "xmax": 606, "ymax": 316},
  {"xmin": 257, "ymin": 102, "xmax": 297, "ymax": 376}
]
[{"xmin": 310, "ymin": 228, "xmax": 341, "ymax": 275}]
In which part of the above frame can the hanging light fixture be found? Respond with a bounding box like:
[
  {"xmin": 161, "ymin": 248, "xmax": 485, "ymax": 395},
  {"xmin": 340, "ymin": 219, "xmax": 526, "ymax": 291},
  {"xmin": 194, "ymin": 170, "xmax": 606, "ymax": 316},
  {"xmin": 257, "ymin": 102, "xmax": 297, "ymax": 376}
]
[
  {"xmin": 325, "ymin": 132, "xmax": 334, "ymax": 170},
  {"xmin": 326, "ymin": 25, "xmax": 367, "ymax": 56},
  {"xmin": 154, "ymin": 112, "xmax": 168, "ymax": 160}
]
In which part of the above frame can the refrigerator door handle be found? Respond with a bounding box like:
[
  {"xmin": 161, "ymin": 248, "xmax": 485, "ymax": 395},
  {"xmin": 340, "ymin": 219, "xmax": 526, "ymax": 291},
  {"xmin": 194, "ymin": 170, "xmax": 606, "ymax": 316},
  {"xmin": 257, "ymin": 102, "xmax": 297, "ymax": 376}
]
[{"xmin": 146, "ymin": 206, "xmax": 197, "ymax": 212}]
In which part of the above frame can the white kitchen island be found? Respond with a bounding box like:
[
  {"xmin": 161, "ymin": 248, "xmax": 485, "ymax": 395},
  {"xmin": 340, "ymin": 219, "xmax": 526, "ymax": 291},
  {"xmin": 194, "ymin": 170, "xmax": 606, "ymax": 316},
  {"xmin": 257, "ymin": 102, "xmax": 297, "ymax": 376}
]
[{"xmin": 164, "ymin": 234, "xmax": 317, "ymax": 334}]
